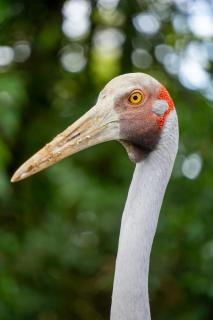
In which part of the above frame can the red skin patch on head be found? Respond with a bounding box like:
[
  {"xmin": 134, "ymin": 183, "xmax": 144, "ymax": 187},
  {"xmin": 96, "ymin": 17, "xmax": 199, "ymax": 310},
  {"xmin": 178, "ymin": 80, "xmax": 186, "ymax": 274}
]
[{"xmin": 157, "ymin": 85, "xmax": 174, "ymax": 128}]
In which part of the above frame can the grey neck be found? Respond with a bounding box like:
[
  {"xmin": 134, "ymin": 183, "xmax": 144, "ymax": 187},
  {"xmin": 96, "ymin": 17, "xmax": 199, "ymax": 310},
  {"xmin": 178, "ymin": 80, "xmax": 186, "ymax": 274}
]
[{"xmin": 110, "ymin": 111, "xmax": 179, "ymax": 320}]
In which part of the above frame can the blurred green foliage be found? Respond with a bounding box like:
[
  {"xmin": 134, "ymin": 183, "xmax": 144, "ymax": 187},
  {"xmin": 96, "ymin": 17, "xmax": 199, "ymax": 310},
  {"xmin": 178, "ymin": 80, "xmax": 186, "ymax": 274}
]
[{"xmin": 0, "ymin": 0, "xmax": 213, "ymax": 319}]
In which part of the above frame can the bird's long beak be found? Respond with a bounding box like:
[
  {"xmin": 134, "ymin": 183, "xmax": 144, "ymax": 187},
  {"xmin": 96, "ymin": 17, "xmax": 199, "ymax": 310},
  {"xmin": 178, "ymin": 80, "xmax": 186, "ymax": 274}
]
[{"xmin": 11, "ymin": 103, "xmax": 119, "ymax": 182}]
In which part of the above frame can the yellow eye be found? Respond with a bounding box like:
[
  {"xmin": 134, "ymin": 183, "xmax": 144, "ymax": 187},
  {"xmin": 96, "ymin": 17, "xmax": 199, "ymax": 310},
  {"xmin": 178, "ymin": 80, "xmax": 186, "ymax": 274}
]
[{"xmin": 128, "ymin": 91, "xmax": 143, "ymax": 105}]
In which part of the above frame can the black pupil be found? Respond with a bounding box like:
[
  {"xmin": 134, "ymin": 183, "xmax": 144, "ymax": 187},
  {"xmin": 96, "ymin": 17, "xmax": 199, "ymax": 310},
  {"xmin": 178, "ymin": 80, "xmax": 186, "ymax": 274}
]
[{"xmin": 133, "ymin": 95, "xmax": 138, "ymax": 100}]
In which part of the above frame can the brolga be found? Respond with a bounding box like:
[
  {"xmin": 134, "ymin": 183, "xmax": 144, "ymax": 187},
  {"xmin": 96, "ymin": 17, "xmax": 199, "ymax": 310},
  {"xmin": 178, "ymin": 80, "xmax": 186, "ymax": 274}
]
[{"xmin": 11, "ymin": 73, "xmax": 179, "ymax": 320}]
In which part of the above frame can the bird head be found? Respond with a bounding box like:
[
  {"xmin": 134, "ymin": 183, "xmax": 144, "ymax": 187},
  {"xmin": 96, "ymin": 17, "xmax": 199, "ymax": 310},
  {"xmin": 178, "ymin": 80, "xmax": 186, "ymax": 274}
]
[{"xmin": 11, "ymin": 73, "xmax": 174, "ymax": 182}]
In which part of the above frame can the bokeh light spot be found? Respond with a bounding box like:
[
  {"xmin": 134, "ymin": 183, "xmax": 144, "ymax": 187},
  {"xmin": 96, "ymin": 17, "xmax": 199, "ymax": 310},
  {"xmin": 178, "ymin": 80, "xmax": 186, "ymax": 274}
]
[
  {"xmin": 182, "ymin": 153, "xmax": 202, "ymax": 180},
  {"xmin": 179, "ymin": 59, "xmax": 210, "ymax": 90},
  {"xmin": 62, "ymin": 0, "xmax": 91, "ymax": 40},
  {"xmin": 187, "ymin": 0, "xmax": 213, "ymax": 37},
  {"xmin": 172, "ymin": 14, "xmax": 189, "ymax": 34},
  {"xmin": 0, "ymin": 46, "xmax": 14, "ymax": 67},
  {"xmin": 97, "ymin": 0, "xmax": 120, "ymax": 10},
  {"xmin": 155, "ymin": 44, "xmax": 173, "ymax": 63},
  {"xmin": 13, "ymin": 41, "xmax": 31, "ymax": 63},
  {"xmin": 93, "ymin": 27, "xmax": 125, "ymax": 55},
  {"xmin": 133, "ymin": 13, "xmax": 160, "ymax": 36},
  {"xmin": 131, "ymin": 49, "xmax": 152, "ymax": 69},
  {"xmin": 60, "ymin": 44, "xmax": 87, "ymax": 73}
]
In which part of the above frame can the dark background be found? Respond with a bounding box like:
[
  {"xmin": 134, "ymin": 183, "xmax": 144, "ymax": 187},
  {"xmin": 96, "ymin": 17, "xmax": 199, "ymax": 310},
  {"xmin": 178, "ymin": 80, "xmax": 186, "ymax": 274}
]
[{"xmin": 0, "ymin": 0, "xmax": 213, "ymax": 319}]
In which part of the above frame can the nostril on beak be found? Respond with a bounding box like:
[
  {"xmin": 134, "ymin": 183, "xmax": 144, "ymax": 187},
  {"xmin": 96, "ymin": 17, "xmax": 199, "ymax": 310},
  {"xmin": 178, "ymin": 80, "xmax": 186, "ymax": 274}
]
[{"xmin": 67, "ymin": 132, "xmax": 81, "ymax": 142}]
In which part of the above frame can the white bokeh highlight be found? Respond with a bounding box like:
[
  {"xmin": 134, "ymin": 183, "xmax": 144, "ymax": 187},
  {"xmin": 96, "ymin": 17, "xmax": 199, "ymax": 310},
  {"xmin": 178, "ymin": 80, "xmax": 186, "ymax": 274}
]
[
  {"xmin": 60, "ymin": 44, "xmax": 87, "ymax": 73},
  {"xmin": 155, "ymin": 44, "xmax": 173, "ymax": 63},
  {"xmin": 131, "ymin": 49, "xmax": 152, "ymax": 69},
  {"xmin": 93, "ymin": 28, "xmax": 125, "ymax": 55},
  {"xmin": 173, "ymin": 0, "xmax": 213, "ymax": 37},
  {"xmin": 188, "ymin": 0, "xmax": 213, "ymax": 37},
  {"xmin": 0, "ymin": 46, "xmax": 14, "ymax": 67},
  {"xmin": 62, "ymin": 0, "xmax": 91, "ymax": 40},
  {"xmin": 133, "ymin": 12, "xmax": 160, "ymax": 36},
  {"xmin": 179, "ymin": 58, "xmax": 210, "ymax": 90},
  {"xmin": 97, "ymin": 0, "xmax": 120, "ymax": 10},
  {"xmin": 182, "ymin": 153, "xmax": 202, "ymax": 180},
  {"xmin": 13, "ymin": 41, "xmax": 31, "ymax": 63},
  {"xmin": 172, "ymin": 14, "xmax": 189, "ymax": 34}
]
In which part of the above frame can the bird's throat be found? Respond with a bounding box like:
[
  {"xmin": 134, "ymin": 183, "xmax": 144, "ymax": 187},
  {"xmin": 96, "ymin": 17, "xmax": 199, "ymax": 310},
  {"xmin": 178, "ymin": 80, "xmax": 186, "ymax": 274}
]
[{"xmin": 119, "ymin": 140, "xmax": 145, "ymax": 163}]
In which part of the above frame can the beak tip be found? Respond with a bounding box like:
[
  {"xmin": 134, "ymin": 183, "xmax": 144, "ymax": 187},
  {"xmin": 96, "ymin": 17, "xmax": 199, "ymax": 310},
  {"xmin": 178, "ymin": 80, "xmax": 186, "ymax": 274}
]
[
  {"xmin": 10, "ymin": 176, "xmax": 14, "ymax": 183},
  {"xmin": 11, "ymin": 169, "xmax": 28, "ymax": 183},
  {"xmin": 11, "ymin": 172, "xmax": 20, "ymax": 183}
]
